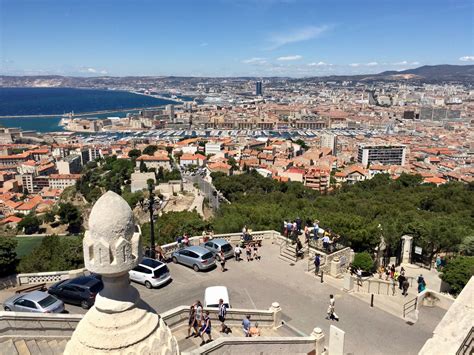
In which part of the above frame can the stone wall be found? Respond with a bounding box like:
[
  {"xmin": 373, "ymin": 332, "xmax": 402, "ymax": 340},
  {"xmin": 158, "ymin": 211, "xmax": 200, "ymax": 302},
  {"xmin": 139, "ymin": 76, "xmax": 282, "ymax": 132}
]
[
  {"xmin": 308, "ymin": 246, "xmax": 354, "ymax": 277},
  {"xmin": 419, "ymin": 276, "xmax": 473, "ymax": 355},
  {"xmin": 161, "ymin": 230, "xmax": 279, "ymax": 259},
  {"xmin": 16, "ymin": 268, "xmax": 88, "ymax": 286},
  {"xmin": 161, "ymin": 305, "xmax": 277, "ymax": 331},
  {"xmin": 182, "ymin": 336, "xmax": 318, "ymax": 355},
  {"xmin": 0, "ymin": 311, "xmax": 82, "ymax": 338}
]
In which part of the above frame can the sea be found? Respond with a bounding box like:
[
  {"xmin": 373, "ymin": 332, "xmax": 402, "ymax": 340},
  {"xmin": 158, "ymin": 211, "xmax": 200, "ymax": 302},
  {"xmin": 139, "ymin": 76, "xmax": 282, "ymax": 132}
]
[{"xmin": 0, "ymin": 87, "xmax": 181, "ymax": 132}]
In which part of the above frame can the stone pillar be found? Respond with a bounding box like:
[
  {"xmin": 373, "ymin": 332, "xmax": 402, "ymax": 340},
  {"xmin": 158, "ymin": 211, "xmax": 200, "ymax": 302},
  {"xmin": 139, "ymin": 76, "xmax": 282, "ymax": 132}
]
[
  {"xmin": 401, "ymin": 235, "xmax": 413, "ymax": 264},
  {"xmin": 329, "ymin": 325, "xmax": 345, "ymax": 355},
  {"xmin": 330, "ymin": 257, "xmax": 340, "ymax": 278},
  {"xmin": 65, "ymin": 191, "xmax": 178, "ymax": 355},
  {"xmin": 343, "ymin": 273, "xmax": 354, "ymax": 292},
  {"xmin": 311, "ymin": 327, "xmax": 325, "ymax": 355},
  {"xmin": 269, "ymin": 302, "xmax": 282, "ymax": 328}
]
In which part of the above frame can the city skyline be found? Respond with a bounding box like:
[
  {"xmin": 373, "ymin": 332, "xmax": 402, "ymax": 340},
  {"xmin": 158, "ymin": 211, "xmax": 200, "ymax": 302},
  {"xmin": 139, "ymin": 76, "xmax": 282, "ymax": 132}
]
[{"xmin": 1, "ymin": 0, "xmax": 473, "ymax": 77}]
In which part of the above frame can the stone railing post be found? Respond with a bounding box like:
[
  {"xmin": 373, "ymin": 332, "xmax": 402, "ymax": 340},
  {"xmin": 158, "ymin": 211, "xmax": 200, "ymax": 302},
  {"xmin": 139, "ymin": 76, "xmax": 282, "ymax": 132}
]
[
  {"xmin": 311, "ymin": 327, "xmax": 326, "ymax": 355},
  {"xmin": 330, "ymin": 256, "xmax": 341, "ymax": 278},
  {"xmin": 269, "ymin": 302, "xmax": 282, "ymax": 328}
]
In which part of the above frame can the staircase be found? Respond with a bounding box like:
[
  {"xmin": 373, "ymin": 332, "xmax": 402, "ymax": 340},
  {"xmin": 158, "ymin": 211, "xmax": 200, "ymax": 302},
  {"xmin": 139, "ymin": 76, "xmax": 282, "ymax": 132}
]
[
  {"xmin": 1, "ymin": 338, "xmax": 68, "ymax": 355},
  {"xmin": 278, "ymin": 241, "xmax": 308, "ymax": 264}
]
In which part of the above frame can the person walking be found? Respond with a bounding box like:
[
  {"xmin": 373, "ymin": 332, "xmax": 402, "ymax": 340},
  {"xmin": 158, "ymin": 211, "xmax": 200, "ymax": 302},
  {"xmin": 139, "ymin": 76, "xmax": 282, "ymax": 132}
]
[
  {"xmin": 199, "ymin": 311, "xmax": 212, "ymax": 346},
  {"xmin": 253, "ymin": 244, "xmax": 260, "ymax": 261},
  {"xmin": 194, "ymin": 300, "xmax": 203, "ymax": 334},
  {"xmin": 242, "ymin": 315, "xmax": 251, "ymax": 337},
  {"xmin": 390, "ymin": 264, "xmax": 396, "ymax": 279},
  {"xmin": 218, "ymin": 298, "xmax": 228, "ymax": 333},
  {"xmin": 314, "ymin": 254, "xmax": 320, "ymax": 275},
  {"xmin": 326, "ymin": 295, "xmax": 339, "ymax": 321},
  {"xmin": 356, "ymin": 268, "xmax": 363, "ymax": 286},
  {"xmin": 219, "ymin": 250, "xmax": 226, "ymax": 272},
  {"xmin": 186, "ymin": 305, "xmax": 197, "ymax": 339},
  {"xmin": 304, "ymin": 225, "xmax": 310, "ymax": 244},
  {"xmin": 296, "ymin": 238, "xmax": 303, "ymax": 260},
  {"xmin": 246, "ymin": 244, "xmax": 252, "ymax": 262},
  {"xmin": 398, "ymin": 267, "xmax": 406, "ymax": 290},
  {"xmin": 417, "ymin": 274, "xmax": 426, "ymax": 293},
  {"xmin": 402, "ymin": 278, "xmax": 410, "ymax": 296},
  {"xmin": 313, "ymin": 220, "xmax": 319, "ymax": 240},
  {"xmin": 234, "ymin": 244, "xmax": 242, "ymax": 261}
]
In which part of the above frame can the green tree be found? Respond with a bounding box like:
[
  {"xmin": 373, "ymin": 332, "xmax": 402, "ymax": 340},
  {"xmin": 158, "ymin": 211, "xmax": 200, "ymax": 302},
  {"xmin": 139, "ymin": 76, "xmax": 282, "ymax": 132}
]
[
  {"xmin": 139, "ymin": 160, "xmax": 147, "ymax": 172},
  {"xmin": 440, "ymin": 256, "xmax": 474, "ymax": 295},
  {"xmin": 18, "ymin": 235, "xmax": 84, "ymax": 273},
  {"xmin": 0, "ymin": 237, "xmax": 17, "ymax": 276},
  {"xmin": 143, "ymin": 145, "xmax": 158, "ymax": 156},
  {"xmin": 141, "ymin": 211, "xmax": 210, "ymax": 247},
  {"xmin": 294, "ymin": 139, "xmax": 309, "ymax": 150},
  {"xmin": 352, "ymin": 252, "xmax": 374, "ymax": 272},
  {"xmin": 58, "ymin": 203, "xmax": 83, "ymax": 234},
  {"xmin": 128, "ymin": 149, "xmax": 142, "ymax": 159},
  {"xmin": 17, "ymin": 214, "xmax": 41, "ymax": 235}
]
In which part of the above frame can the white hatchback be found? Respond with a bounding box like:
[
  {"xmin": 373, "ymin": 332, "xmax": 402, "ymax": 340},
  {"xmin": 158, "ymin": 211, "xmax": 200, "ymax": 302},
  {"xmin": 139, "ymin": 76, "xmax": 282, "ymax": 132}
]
[{"xmin": 129, "ymin": 258, "xmax": 171, "ymax": 289}]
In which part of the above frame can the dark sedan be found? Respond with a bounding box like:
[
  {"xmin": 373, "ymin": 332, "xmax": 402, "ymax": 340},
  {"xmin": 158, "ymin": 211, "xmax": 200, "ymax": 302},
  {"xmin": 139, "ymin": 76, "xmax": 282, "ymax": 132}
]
[{"xmin": 48, "ymin": 276, "xmax": 103, "ymax": 309}]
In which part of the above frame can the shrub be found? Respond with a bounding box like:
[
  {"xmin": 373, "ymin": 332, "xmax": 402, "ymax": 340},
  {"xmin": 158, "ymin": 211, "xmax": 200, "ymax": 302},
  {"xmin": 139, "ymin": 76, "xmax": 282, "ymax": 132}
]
[
  {"xmin": 440, "ymin": 256, "xmax": 474, "ymax": 296},
  {"xmin": 352, "ymin": 252, "xmax": 374, "ymax": 272}
]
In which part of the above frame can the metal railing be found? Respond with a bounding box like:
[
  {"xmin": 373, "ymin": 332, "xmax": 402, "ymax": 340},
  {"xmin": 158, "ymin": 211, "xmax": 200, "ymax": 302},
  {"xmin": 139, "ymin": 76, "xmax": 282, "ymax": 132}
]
[
  {"xmin": 403, "ymin": 297, "xmax": 418, "ymax": 318},
  {"xmin": 457, "ymin": 327, "xmax": 474, "ymax": 355}
]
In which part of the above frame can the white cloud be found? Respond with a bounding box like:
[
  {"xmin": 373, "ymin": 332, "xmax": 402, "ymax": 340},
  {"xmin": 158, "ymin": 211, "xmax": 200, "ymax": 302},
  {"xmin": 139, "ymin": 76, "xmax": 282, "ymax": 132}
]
[
  {"xmin": 393, "ymin": 60, "xmax": 408, "ymax": 65},
  {"xmin": 200, "ymin": 42, "xmax": 209, "ymax": 47},
  {"xmin": 242, "ymin": 57, "xmax": 267, "ymax": 65},
  {"xmin": 308, "ymin": 61, "xmax": 331, "ymax": 66},
  {"xmin": 277, "ymin": 55, "xmax": 302, "ymax": 61},
  {"xmin": 366, "ymin": 62, "xmax": 378, "ymax": 66},
  {"xmin": 267, "ymin": 25, "xmax": 331, "ymax": 50},
  {"xmin": 411, "ymin": 61, "xmax": 420, "ymax": 65},
  {"xmin": 100, "ymin": 70, "xmax": 108, "ymax": 75},
  {"xmin": 459, "ymin": 56, "xmax": 474, "ymax": 62},
  {"xmin": 86, "ymin": 68, "xmax": 97, "ymax": 73},
  {"xmin": 349, "ymin": 63, "xmax": 360, "ymax": 67}
]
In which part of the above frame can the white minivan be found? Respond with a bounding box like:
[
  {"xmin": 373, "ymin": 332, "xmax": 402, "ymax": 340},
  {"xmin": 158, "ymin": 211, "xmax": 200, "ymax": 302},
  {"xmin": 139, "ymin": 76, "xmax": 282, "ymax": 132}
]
[
  {"xmin": 204, "ymin": 286, "xmax": 231, "ymax": 308},
  {"xmin": 129, "ymin": 258, "xmax": 171, "ymax": 289}
]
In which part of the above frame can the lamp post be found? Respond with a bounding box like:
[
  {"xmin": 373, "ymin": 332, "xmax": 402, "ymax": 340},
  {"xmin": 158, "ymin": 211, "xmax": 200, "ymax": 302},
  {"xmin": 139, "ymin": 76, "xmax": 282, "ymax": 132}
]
[{"xmin": 148, "ymin": 181, "xmax": 156, "ymax": 259}]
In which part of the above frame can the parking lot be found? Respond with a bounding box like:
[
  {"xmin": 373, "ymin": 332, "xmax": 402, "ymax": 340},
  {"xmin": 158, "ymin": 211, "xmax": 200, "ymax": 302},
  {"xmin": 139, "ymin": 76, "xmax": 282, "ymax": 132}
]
[{"xmin": 36, "ymin": 242, "xmax": 443, "ymax": 355}]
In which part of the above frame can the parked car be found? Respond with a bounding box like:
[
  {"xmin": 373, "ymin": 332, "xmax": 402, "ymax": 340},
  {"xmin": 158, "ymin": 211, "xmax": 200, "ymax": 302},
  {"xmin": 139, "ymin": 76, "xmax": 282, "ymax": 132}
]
[
  {"xmin": 129, "ymin": 258, "xmax": 171, "ymax": 289},
  {"xmin": 202, "ymin": 239, "xmax": 234, "ymax": 260},
  {"xmin": 4, "ymin": 291, "xmax": 64, "ymax": 313},
  {"xmin": 204, "ymin": 286, "xmax": 231, "ymax": 308},
  {"xmin": 171, "ymin": 246, "xmax": 216, "ymax": 272},
  {"xmin": 48, "ymin": 276, "xmax": 103, "ymax": 309}
]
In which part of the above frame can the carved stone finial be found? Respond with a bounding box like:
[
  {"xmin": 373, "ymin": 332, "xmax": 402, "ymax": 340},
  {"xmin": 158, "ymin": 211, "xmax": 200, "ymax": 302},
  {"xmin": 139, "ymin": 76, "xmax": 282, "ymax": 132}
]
[
  {"xmin": 83, "ymin": 191, "xmax": 141, "ymax": 276},
  {"xmin": 65, "ymin": 191, "xmax": 178, "ymax": 354}
]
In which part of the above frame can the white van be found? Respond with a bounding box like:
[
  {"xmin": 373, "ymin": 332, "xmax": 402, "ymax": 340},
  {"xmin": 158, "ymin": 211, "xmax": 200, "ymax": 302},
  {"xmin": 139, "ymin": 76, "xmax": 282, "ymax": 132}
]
[{"xmin": 204, "ymin": 286, "xmax": 230, "ymax": 308}]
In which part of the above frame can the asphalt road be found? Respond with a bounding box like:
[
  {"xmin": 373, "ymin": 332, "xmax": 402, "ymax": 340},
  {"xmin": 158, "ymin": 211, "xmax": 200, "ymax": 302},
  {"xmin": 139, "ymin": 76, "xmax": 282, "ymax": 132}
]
[{"xmin": 64, "ymin": 243, "xmax": 444, "ymax": 355}]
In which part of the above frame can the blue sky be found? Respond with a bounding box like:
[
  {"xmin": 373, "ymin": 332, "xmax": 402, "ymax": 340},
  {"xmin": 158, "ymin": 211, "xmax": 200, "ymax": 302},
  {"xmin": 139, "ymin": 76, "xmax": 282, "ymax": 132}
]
[{"xmin": 1, "ymin": 0, "xmax": 473, "ymax": 77}]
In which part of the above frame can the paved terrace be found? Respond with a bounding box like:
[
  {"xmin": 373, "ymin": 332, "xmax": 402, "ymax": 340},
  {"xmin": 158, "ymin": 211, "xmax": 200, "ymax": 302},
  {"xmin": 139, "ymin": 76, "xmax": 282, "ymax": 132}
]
[{"xmin": 1, "ymin": 241, "xmax": 446, "ymax": 355}]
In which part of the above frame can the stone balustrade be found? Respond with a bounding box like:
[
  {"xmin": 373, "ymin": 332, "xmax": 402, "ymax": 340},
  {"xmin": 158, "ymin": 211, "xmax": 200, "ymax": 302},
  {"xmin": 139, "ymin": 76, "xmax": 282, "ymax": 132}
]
[
  {"xmin": 161, "ymin": 230, "xmax": 280, "ymax": 259},
  {"xmin": 0, "ymin": 311, "xmax": 82, "ymax": 338},
  {"xmin": 182, "ymin": 335, "xmax": 320, "ymax": 355},
  {"xmin": 161, "ymin": 304, "xmax": 279, "ymax": 331},
  {"xmin": 16, "ymin": 268, "xmax": 88, "ymax": 286}
]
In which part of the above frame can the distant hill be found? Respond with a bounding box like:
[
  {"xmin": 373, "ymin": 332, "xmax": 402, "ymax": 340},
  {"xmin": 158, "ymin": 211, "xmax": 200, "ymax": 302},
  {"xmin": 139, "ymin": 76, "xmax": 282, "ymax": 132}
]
[
  {"xmin": 1, "ymin": 64, "xmax": 473, "ymax": 87},
  {"xmin": 303, "ymin": 65, "xmax": 474, "ymax": 84}
]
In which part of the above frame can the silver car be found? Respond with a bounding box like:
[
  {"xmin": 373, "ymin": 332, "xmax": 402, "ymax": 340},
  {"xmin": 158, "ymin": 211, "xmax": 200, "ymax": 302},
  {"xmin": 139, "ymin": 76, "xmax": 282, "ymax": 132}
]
[
  {"xmin": 171, "ymin": 246, "xmax": 216, "ymax": 272},
  {"xmin": 3, "ymin": 290, "xmax": 64, "ymax": 313},
  {"xmin": 202, "ymin": 239, "xmax": 234, "ymax": 260}
]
